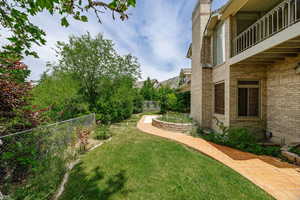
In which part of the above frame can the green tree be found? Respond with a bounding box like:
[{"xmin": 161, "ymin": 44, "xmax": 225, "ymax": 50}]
[
  {"xmin": 95, "ymin": 75, "xmax": 136, "ymax": 123},
  {"xmin": 40, "ymin": 33, "xmax": 141, "ymax": 123},
  {"xmin": 157, "ymin": 86, "xmax": 170, "ymax": 114},
  {"xmin": 133, "ymin": 88, "xmax": 144, "ymax": 113},
  {"xmin": 31, "ymin": 71, "xmax": 90, "ymax": 121},
  {"xmin": 0, "ymin": 0, "xmax": 136, "ymax": 63},
  {"xmin": 54, "ymin": 33, "xmax": 140, "ymax": 107},
  {"xmin": 140, "ymin": 77, "xmax": 158, "ymax": 101},
  {"xmin": 167, "ymin": 93, "xmax": 177, "ymax": 111}
]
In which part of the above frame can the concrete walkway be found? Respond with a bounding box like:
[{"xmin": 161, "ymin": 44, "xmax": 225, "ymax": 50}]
[{"xmin": 137, "ymin": 115, "xmax": 300, "ymax": 200}]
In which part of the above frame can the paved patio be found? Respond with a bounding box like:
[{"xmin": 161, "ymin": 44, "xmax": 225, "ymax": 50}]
[{"xmin": 137, "ymin": 115, "xmax": 300, "ymax": 200}]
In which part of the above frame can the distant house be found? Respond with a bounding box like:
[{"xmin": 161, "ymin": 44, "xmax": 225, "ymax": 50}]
[
  {"xmin": 178, "ymin": 68, "xmax": 192, "ymax": 92},
  {"xmin": 160, "ymin": 76, "xmax": 180, "ymax": 89},
  {"xmin": 189, "ymin": 0, "xmax": 300, "ymax": 144},
  {"xmin": 135, "ymin": 79, "xmax": 160, "ymax": 89},
  {"xmin": 136, "ymin": 70, "xmax": 191, "ymax": 91}
]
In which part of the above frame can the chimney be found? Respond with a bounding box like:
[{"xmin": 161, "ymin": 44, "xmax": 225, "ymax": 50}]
[{"xmin": 190, "ymin": 0, "xmax": 212, "ymax": 126}]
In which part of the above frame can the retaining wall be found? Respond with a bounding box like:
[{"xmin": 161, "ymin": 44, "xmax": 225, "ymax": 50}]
[{"xmin": 152, "ymin": 118, "xmax": 192, "ymax": 133}]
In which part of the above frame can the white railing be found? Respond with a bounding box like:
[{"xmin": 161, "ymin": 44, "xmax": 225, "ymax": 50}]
[{"xmin": 233, "ymin": 0, "xmax": 300, "ymax": 56}]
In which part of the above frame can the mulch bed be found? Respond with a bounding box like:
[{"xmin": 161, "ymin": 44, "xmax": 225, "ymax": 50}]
[{"xmin": 209, "ymin": 142, "xmax": 297, "ymax": 169}]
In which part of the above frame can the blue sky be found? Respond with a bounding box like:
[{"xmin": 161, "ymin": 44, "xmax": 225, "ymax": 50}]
[{"xmin": 18, "ymin": 0, "xmax": 227, "ymax": 81}]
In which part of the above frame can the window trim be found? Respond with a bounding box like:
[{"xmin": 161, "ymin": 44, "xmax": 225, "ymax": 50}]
[
  {"xmin": 236, "ymin": 80, "xmax": 262, "ymax": 120},
  {"xmin": 214, "ymin": 81, "xmax": 225, "ymax": 115}
]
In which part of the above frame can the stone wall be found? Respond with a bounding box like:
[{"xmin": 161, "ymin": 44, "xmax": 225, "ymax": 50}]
[
  {"xmin": 211, "ymin": 63, "xmax": 229, "ymax": 132},
  {"xmin": 191, "ymin": 0, "xmax": 211, "ymax": 125},
  {"xmin": 152, "ymin": 118, "xmax": 192, "ymax": 133},
  {"xmin": 266, "ymin": 56, "xmax": 300, "ymax": 144},
  {"xmin": 211, "ymin": 18, "xmax": 231, "ymax": 132},
  {"xmin": 229, "ymin": 64, "xmax": 267, "ymax": 139}
]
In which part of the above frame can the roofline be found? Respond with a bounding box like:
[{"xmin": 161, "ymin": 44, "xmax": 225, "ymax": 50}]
[
  {"xmin": 203, "ymin": 0, "xmax": 249, "ymax": 36},
  {"xmin": 186, "ymin": 43, "xmax": 192, "ymax": 58},
  {"xmin": 192, "ymin": 0, "xmax": 212, "ymax": 20}
]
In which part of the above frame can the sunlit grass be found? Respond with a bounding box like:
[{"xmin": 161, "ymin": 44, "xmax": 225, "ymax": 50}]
[{"xmin": 59, "ymin": 114, "xmax": 273, "ymax": 200}]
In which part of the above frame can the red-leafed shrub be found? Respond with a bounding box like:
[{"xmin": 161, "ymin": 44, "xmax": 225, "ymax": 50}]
[{"xmin": 0, "ymin": 61, "xmax": 42, "ymax": 134}]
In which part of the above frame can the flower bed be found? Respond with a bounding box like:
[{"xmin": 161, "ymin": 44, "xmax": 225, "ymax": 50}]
[{"xmin": 196, "ymin": 128, "xmax": 282, "ymax": 157}]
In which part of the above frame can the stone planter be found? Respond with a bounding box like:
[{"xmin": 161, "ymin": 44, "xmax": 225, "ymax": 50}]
[
  {"xmin": 281, "ymin": 151, "xmax": 300, "ymax": 166},
  {"xmin": 152, "ymin": 118, "xmax": 192, "ymax": 133}
]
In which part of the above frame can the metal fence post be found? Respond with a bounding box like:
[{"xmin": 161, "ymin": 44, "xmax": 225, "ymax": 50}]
[{"xmin": 0, "ymin": 191, "xmax": 4, "ymax": 200}]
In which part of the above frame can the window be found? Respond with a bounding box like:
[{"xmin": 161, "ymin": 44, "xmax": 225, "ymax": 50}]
[
  {"xmin": 238, "ymin": 81, "xmax": 260, "ymax": 117},
  {"xmin": 213, "ymin": 22, "xmax": 225, "ymax": 66},
  {"xmin": 215, "ymin": 82, "xmax": 225, "ymax": 114}
]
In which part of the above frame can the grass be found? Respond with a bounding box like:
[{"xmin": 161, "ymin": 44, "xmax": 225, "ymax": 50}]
[
  {"xmin": 59, "ymin": 114, "xmax": 273, "ymax": 200},
  {"xmin": 158, "ymin": 112, "xmax": 192, "ymax": 123}
]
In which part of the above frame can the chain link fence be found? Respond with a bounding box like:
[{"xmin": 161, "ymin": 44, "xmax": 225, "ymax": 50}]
[{"xmin": 0, "ymin": 114, "xmax": 96, "ymax": 200}]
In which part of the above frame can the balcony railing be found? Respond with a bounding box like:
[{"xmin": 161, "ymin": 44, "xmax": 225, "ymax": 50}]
[{"xmin": 233, "ymin": 0, "xmax": 300, "ymax": 56}]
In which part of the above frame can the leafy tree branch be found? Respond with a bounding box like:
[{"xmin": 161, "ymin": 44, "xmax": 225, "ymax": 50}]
[{"xmin": 0, "ymin": 0, "xmax": 136, "ymax": 64}]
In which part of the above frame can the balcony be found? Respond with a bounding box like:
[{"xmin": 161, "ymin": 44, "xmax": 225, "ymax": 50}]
[{"xmin": 231, "ymin": 0, "xmax": 300, "ymax": 65}]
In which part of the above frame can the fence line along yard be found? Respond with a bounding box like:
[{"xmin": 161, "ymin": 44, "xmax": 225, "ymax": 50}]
[{"xmin": 0, "ymin": 113, "xmax": 96, "ymax": 200}]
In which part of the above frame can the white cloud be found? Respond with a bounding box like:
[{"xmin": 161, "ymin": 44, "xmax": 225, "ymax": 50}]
[{"xmin": 17, "ymin": 0, "xmax": 197, "ymax": 81}]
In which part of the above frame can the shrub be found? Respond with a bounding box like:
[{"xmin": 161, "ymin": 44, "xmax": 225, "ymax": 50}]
[
  {"xmin": 159, "ymin": 93, "xmax": 168, "ymax": 114},
  {"xmin": 0, "ymin": 61, "xmax": 42, "ymax": 135},
  {"xmin": 227, "ymin": 128, "xmax": 256, "ymax": 147},
  {"xmin": 175, "ymin": 91, "xmax": 190, "ymax": 113},
  {"xmin": 197, "ymin": 127, "xmax": 281, "ymax": 157},
  {"xmin": 133, "ymin": 89, "xmax": 144, "ymax": 114},
  {"xmin": 94, "ymin": 125, "xmax": 111, "ymax": 140},
  {"xmin": 290, "ymin": 146, "xmax": 300, "ymax": 156},
  {"xmin": 31, "ymin": 72, "xmax": 88, "ymax": 122},
  {"xmin": 94, "ymin": 76, "xmax": 136, "ymax": 124},
  {"xmin": 167, "ymin": 93, "xmax": 177, "ymax": 111}
]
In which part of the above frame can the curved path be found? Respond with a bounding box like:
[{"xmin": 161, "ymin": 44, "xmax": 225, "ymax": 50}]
[{"xmin": 137, "ymin": 115, "xmax": 300, "ymax": 200}]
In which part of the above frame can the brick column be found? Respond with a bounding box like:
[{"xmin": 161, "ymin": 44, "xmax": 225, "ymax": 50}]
[{"xmin": 191, "ymin": 0, "xmax": 212, "ymax": 128}]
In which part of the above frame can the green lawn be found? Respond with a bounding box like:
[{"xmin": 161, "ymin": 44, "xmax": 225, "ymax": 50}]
[{"xmin": 59, "ymin": 114, "xmax": 273, "ymax": 200}]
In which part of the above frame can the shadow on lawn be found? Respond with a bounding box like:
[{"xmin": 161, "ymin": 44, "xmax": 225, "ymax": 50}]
[{"xmin": 62, "ymin": 163, "xmax": 132, "ymax": 200}]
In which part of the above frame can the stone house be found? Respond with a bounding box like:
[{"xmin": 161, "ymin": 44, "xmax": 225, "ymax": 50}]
[{"xmin": 188, "ymin": 0, "xmax": 300, "ymax": 144}]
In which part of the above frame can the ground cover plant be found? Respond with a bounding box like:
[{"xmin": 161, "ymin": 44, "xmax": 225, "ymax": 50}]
[
  {"xmin": 158, "ymin": 112, "xmax": 192, "ymax": 123},
  {"xmin": 59, "ymin": 114, "xmax": 273, "ymax": 200},
  {"xmin": 196, "ymin": 127, "xmax": 281, "ymax": 157}
]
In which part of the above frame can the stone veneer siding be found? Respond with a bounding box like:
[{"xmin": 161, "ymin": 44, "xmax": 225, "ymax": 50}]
[
  {"xmin": 229, "ymin": 64, "xmax": 267, "ymax": 140},
  {"xmin": 191, "ymin": 0, "xmax": 211, "ymax": 126},
  {"xmin": 191, "ymin": 0, "xmax": 299, "ymax": 144},
  {"xmin": 152, "ymin": 118, "xmax": 192, "ymax": 133},
  {"xmin": 266, "ymin": 56, "xmax": 300, "ymax": 144}
]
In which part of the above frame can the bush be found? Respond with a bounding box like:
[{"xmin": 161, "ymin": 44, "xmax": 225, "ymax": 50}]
[
  {"xmin": 290, "ymin": 146, "xmax": 300, "ymax": 156},
  {"xmin": 167, "ymin": 93, "xmax": 177, "ymax": 111},
  {"xmin": 94, "ymin": 125, "xmax": 111, "ymax": 140},
  {"xmin": 31, "ymin": 72, "xmax": 88, "ymax": 122},
  {"xmin": 227, "ymin": 128, "xmax": 256, "ymax": 147},
  {"xmin": 133, "ymin": 89, "xmax": 144, "ymax": 114},
  {"xmin": 197, "ymin": 127, "xmax": 281, "ymax": 157},
  {"xmin": 174, "ymin": 91, "xmax": 190, "ymax": 113},
  {"xmin": 95, "ymin": 76, "xmax": 135, "ymax": 124}
]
